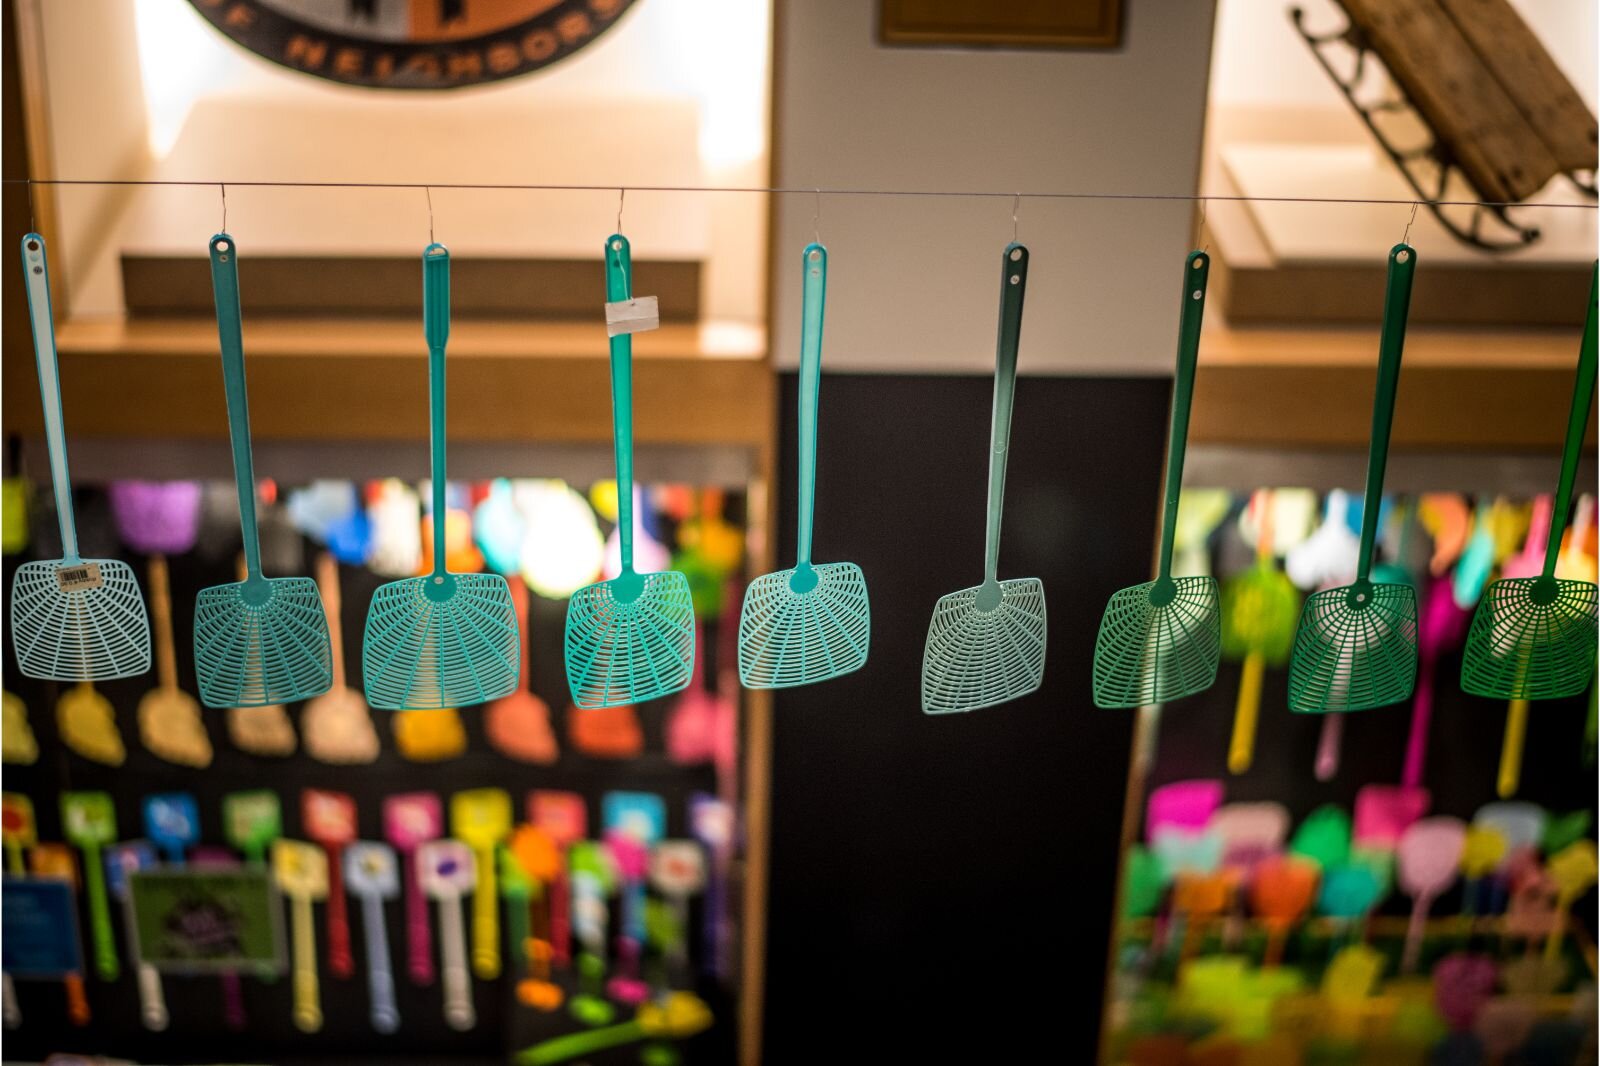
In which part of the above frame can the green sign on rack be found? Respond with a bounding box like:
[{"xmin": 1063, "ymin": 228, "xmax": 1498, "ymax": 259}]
[{"xmin": 128, "ymin": 868, "xmax": 284, "ymax": 975}]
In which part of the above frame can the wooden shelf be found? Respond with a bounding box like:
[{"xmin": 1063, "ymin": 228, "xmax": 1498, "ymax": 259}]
[
  {"xmin": 8, "ymin": 311, "xmax": 1585, "ymax": 454},
  {"xmin": 3, "ymin": 315, "xmax": 771, "ymax": 448},
  {"xmin": 1191, "ymin": 319, "xmax": 1593, "ymax": 450}
]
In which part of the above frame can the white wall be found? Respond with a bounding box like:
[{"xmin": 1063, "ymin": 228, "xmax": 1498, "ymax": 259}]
[
  {"xmin": 770, "ymin": 0, "xmax": 1217, "ymax": 374},
  {"xmin": 31, "ymin": 0, "xmax": 770, "ymax": 322}
]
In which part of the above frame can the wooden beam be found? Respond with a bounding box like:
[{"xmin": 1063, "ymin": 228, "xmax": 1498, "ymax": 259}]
[
  {"xmin": 3, "ymin": 0, "xmax": 33, "ymax": 443},
  {"xmin": 1191, "ymin": 317, "xmax": 1593, "ymax": 450},
  {"xmin": 121, "ymin": 254, "xmax": 703, "ymax": 320},
  {"xmin": 8, "ymin": 0, "xmax": 60, "ymax": 300},
  {"xmin": 3, "ymin": 0, "xmax": 61, "ymax": 456}
]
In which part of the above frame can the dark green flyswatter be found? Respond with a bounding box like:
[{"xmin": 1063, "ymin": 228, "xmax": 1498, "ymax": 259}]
[
  {"xmin": 1092, "ymin": 250, "xmax": 1221, "ymax": 708},
  {"xmin": 920, "ymin": 242, "xmax": 1047, "ymax": 714},
  {"xmin": 1460, "ymin": 263, "xmax": 1599, "ymax": 700},
  {"xmin": 1287, "ymin": 244, "xmax": 1420, "ymax": 714}
]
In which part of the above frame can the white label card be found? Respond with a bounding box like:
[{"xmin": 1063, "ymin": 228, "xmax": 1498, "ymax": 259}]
[
  {"xmin": 56, "ymin": 562, "xmax": 103, "ymax": 593},
  {"xmin": 605, "ymin": 296, "xmax": 660, "ymax": 337}
]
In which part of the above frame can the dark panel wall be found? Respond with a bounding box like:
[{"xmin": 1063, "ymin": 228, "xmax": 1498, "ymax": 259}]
[{"xmin": 761, "ymin": 373, "xmax": 1170, "ymax": 1063}]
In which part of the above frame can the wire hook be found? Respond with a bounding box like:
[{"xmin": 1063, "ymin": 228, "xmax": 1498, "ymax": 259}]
[
  {"xmin": 219, "ymin": 183, "xmax": 228, "ymax": 234},
  {"xmin": 1402, "ymin": 200, "xmax": 1419, "ymax": 245},
  {"xmin": 426, "ymin": 185, "xmax": 435, "ymax": 244},
  {"xmin": 1012, "ymin": 193, "xmax": 1020, "ymax": 243},
  {"xmin": 812, "ymin": 188, "xmax": 823, "ymax": 244},
  {"xmin": 616, "ymin": 187, "xmax": 625, "ymax": 235},
  {"xmin": 1198, "ymin": 197, "xmax": 1210, "ymax": 254},
  {"xmin": 26, "ymin": 179, "xmax": 35, "ymax": 235}
]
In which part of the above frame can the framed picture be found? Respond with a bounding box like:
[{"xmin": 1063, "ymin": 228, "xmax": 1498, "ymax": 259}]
[{"xmin": 879, "ymin": 0, "xmax": 1123, "ymax": 49}]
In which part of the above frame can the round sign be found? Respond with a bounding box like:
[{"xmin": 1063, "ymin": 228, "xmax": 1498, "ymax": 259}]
[{"xmin": 187, "ymin": 0, "xmax": 638, "ymax": 90}]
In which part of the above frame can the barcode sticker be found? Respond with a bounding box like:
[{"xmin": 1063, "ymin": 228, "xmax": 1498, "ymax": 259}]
[
  {"xmin": 604, "ymin": 296, "xmax": 660, "ymax": 337},
  {"xmin": 56, "ymin": 563, "xmax": 103, "ymax": 592}
]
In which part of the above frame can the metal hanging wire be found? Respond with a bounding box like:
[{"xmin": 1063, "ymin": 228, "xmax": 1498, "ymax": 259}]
[{"xmin": 2, "ymin": 177, "xmax": 1592, "ymax": 212}]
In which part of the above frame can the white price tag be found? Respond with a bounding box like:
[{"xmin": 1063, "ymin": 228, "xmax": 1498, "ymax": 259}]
[
  {"xmin": 56, "ymin": 562, "xmax": 103, "ymax": 592},
  {"xmin": 605, "ymin": 296, "xmax": 660, "ymax": 337}
]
